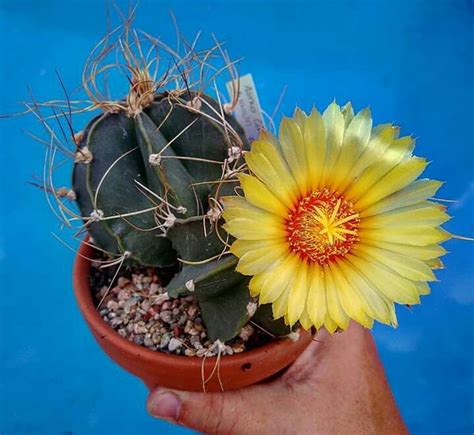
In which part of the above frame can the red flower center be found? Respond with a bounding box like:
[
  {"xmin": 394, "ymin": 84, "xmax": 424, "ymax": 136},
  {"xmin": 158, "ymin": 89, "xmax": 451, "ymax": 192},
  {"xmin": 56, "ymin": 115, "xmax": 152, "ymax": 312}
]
[{"xmin": 286, "ymin": 189, "xmax": 360, "ymax": 265}]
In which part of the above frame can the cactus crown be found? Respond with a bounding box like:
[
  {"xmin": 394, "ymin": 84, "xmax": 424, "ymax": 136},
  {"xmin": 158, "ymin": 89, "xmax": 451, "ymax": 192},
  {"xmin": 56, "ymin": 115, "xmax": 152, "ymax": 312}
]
[{"xmin": 26, "ymin": 16, "xmax": 290, "ymax": 342}]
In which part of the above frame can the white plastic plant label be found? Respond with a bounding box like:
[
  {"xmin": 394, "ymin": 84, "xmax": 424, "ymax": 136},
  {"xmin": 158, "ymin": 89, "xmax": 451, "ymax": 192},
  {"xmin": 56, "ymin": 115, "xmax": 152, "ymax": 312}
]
[{"xmin": 226, "ymin": 73, "xmax": 265, "ymax": 142}]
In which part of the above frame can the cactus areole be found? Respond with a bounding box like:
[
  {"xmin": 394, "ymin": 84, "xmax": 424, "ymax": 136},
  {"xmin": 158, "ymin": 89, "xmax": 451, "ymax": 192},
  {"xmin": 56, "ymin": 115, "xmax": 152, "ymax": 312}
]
[{"xmin": 72, "ymin": 88, "xmax": 290, "ymax": 342}]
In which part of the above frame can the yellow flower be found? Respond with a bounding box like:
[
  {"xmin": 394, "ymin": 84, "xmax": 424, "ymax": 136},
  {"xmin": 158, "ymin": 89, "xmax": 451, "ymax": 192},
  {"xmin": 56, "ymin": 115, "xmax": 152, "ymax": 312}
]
[{"xmin": 222, "ymin": 102, "xmax": 451, "ymax": 332}]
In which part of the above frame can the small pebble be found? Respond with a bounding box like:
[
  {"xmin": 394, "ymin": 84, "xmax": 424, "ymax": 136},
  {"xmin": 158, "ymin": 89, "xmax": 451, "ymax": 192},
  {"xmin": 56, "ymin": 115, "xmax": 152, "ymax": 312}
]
[
  {"xmin": 159, "ymin": 310, "xmax": 172, "ymax": 323},
  {"xmin": 133, "ymin": 335, "xmax": 144, "ymax": 346},
  {"xmin": 92, "ymin": 263, "xmax": 269, "ymax": 358},
  {"xmin": 117, "ymin": 290, "xmax": 131, "ymax": 301},
  {"xmin": 168, "ymin": 338, "xmax": 182, "ymax": 352},
  {"xmin": 196, "ymin": 348, "xmax": 207, "ymax": 357},
  {"xmin": 117, "ymin": 277, "xmax": 131, "ymax": 288},
  {"xmin": 239, "ymin": 325, "xmax": 255, "ymax": 342},
  {"xmin": 232, "ymin": 343, "xmax": 245, "ymax": 353},
  {"xmin": 123, "ymin": 297, "xmax": 139, "ymax": 312},
  {"xmin": 110, "ymin": 318, "xmax": 123, "ymax": 327},
  {"xmin": 187, "ymin": 306, "xmax": 198, "ymax": 318},
  {"xmin": 150, "ymin": 283, "xmax": 160, "ymax": 294},
  {"xmin": 159, "ymin": 333, "xmax": 171, "ymax": 349},
  {"xmin": 161, "ymin": 301, "xmax": 172, "ymax": 310}
]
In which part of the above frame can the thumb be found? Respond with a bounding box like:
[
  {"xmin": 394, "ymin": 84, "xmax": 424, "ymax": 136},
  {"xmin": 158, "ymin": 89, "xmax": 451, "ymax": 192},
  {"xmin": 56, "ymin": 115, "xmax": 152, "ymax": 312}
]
[{"xmin": 147, "ymin": 386, "xmax": 267, "ymax": 433}]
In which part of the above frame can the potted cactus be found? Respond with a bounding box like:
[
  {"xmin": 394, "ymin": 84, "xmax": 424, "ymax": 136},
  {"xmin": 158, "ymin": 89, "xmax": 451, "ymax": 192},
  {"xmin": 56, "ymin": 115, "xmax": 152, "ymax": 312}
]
[
  {"xmin": 17, "ymin": 12, "xmax": 464, "ymax": 396},
  {"xmin": 21, "ymin": 20, "xmax": 312, "ymax": 392}
]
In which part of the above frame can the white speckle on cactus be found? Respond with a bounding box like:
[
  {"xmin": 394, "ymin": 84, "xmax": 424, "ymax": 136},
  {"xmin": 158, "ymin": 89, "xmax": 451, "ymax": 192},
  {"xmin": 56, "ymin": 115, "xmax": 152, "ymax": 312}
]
[
  {"xmin": 148, "ymin": 153, "xmax": 161, "ymax": 166},
  {"xmin": 66, "ymin": 189, "xmax": 77, "ymax": 201},
  {"xmin": 206, "ymin": 206, "xmax": 221, "ymax": 222},
  {"xmin": 75, "ymin": 146, "xmax": 93, "ymax": 164},
  {"xmin": 227, "ymin": 145, "xmax": 242, "ymax": 163},
  {"xmin": 185, "ymin": 279, "xmax": 195, "ymax": 292},
  {"xmin": 288, "ymin": 330, "xmax": 300, "ymax": 342},
  {"xmin": 89, "ymin": 209, "xmax": 104, "ymax": 222},
  {"xmin": 223, "ymin": 103, "xmax": 233, "ymax": 115},
  {"xmin": 123, "ymin": 251, "xmax": 132, "ymax": 259},
  {"xmin": 176, "ymin": 206, "xmax": 187, "ymax": 215},
  {"xmin": 162, "ymin": 212, "xmax": 176, "ymax": 228},
  {"xmin": 56, "ymin": 187, "xmax": 76, "ymax": 201},
  {"xmin": 186, "ymin": 96, "xmax": 202, "ymax": 110},
  {"xmin": 73, "ymin": 130, "xmax": 84, "ymax": 145},
  {"xmin": 210, "ymin": 339, "xmax": 226, "ymax": 355},
  {"xmin": 246, "ymin": 301, "xmax": 257, "ymax": 317}
]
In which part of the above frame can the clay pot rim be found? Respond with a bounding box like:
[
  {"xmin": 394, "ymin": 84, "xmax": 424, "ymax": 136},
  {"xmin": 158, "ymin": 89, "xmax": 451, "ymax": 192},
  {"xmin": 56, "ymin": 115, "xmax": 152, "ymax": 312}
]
[{"xmin": 74, "ymin": 241, "xmax": 308, "ymax": 369}]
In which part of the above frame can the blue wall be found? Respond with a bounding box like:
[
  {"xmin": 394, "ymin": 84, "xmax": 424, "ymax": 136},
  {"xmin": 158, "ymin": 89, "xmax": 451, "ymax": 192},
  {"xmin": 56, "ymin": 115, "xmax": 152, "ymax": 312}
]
[{"xmin": 0, "ymin": 0, "xmax": 472, "ymax": 433}]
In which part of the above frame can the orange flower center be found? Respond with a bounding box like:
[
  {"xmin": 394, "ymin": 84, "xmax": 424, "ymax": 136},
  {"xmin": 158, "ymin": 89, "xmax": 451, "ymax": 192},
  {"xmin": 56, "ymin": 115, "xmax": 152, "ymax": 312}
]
[{"xmin": 286, "ymin": 189, "xmax": 360, "ymax": 265}]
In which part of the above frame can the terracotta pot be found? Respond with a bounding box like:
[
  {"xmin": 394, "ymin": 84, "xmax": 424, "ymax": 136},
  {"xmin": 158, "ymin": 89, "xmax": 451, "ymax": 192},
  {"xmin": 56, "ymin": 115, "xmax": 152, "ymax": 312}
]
[{"xmin": 73, "ymin": 241, "xmax": 312, "ymax": 392}]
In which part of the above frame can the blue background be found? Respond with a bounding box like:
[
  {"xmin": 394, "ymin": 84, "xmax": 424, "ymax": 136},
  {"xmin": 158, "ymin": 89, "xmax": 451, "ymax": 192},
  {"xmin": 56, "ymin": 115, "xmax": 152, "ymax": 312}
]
[{"xmin": 0, "ymin": 0, "xmax": 473, "ymax": 433}]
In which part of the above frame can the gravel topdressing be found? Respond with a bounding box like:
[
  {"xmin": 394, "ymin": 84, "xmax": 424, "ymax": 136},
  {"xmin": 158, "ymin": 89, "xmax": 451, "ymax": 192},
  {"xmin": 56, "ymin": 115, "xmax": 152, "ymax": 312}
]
[{"xmin": 91, "ymin": 261, "xmax": 272, "ymax": 357}]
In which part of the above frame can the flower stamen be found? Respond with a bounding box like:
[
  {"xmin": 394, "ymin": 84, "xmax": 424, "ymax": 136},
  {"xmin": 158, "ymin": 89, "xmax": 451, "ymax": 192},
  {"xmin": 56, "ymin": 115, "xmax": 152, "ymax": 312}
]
[{"xmin": 286, "ymin": 189, "xmax": 360, "ymax": 265}]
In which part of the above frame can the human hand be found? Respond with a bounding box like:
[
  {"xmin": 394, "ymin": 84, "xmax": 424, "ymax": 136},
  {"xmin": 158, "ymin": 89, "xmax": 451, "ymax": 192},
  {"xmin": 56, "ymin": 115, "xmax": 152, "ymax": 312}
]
[{"xmin": 147, "ymin": 322, "xmax": 407, "ymax": 434}]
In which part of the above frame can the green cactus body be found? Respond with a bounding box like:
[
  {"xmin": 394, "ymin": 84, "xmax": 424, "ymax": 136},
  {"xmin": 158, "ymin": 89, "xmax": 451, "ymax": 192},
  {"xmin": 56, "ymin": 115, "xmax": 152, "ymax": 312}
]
[{"xmin": 73, "ymin": 90, "xmax": 258, "ymax": 341}]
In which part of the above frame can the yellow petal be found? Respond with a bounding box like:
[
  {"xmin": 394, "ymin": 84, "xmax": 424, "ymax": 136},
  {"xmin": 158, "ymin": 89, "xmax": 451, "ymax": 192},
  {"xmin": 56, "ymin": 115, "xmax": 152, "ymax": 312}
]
[
  {"xmin": 416, "ymin": 281, "xmax": 431, "ymax": 296},
  {"xmin": 235, "ymin": 174, "xmax": 289, "ymax": 217},
  {"xmin": 324, "ymin": 313, "xmax": 339, "ymax": 334},
  {"xmin": 279, "ymin": 116, "xmax": 309, "ymax": 195},
  {"xmin": 299, "ymin": 307, "xmax": 313, "ymax": 331},
  {"xmin": 222, "ymin": 198, "xmax": 286, "ymax": 226},
  {"xmin": 259, "ymin": 254, "xmax": 300, "ymax": 304},
  {"xmin": 324, "ymin": 265, "xmax": 350, "ymax": 330},
  {"xmin": 303, "ymin": 108, "xmax": 326, "ymax": 190},
  {"xmin": 306, "ymin": 266, "xmax": 327, "ymax": 329},
  {"xmin": 248, "ymin": 272, "xmax": 267, "ymax": 297},
  {"xmin": 424, "ymin": 258, "xmax": 444, "ymax": 270},
  {"xmin": 360, "ymin": 201, "xmax": 450, "ymax": 229},
  {"xmin": 361, "ymin": 179, "xmax": 444, "ymax": 218},
  {"xmin": 336, "ymin": 259, "xmax": 393, "ymax": 325},
  {"xmin": 388, "ymin": 303, "xmax": 398, "ymax": 327},
  {"xmin": 381, "ymin": 135, "xmax": 415, "ymax": 163},
  {"xmin": 331, "ymin": 108, "xmax": 372, "ymax": 192},
  {"xmin": 354, "ymin": 244, "xmax": 436, "ymax": 282},
  {"xmin": 355, "ymin": 157, "xmax": 428, "ymax": 211},
  {"xmin": 341, "ymin": 102, "xmax": 355, "ymax": 128},
  {"xmin": 346, "ymin": 254, "xmax": 421, "ymax": 305},
  {"xmin": 272, "ymin": 284, "xmax": 290, "ymax": 320},
  {"xmin": 243, "ymin": 149, "xmax": 296, "ymax": 207},
  {"xmin": 230, "ymin": 239, "xmax": 282, "ymax": 257},
  {"xmin": 344, "ymin": 137, "xmax": 417, "ymax": 206},
  {"xmin": 223, "ymin": 218, "xmax": 286, "ymax": 240},
  {"xmin": 293, "ymin": 107, "xmax": 307, "ymax": 129},
  {"xmin": 339, "ymin": 123, "xmax": 396, "ymax": 193},
  {"xmin": 287, "ymin": 262, "xmax": 309, "ymax": 326},
  {"xmin": 359, "ymin": 226, "xmax": 451, "ymax": 246},
  {"xmin": 359, "ymin": 240, "xmax": 447, "ymax": 261},
  {"xmin": 245, "ymin": 141, "xmax": 298, "ymax": 207},
  {"xmin": 236, "ymin": 243, "xmax": 288, "ymax": 275},
  {"xmin": 321, "ymin": 102, "xmax": 345, "ymax": 186},
  {"xmin": 327, "ymin": 263, "xmax": 374, "ymax": 328}
]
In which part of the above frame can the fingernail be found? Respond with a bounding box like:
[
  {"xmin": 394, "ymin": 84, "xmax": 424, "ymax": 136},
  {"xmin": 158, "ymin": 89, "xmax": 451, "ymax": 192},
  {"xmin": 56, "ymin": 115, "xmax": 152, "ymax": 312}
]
[{"xmin": 148, "ymin": 391, "xmax": 181, "ymax": 421}]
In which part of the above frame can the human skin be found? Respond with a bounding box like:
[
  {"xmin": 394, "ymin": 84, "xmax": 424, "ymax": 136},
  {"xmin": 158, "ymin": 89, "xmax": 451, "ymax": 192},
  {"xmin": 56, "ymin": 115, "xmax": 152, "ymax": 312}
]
[{"xmin": 147, "ymin": 322, "xmax": 408, "ymax": 434}]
